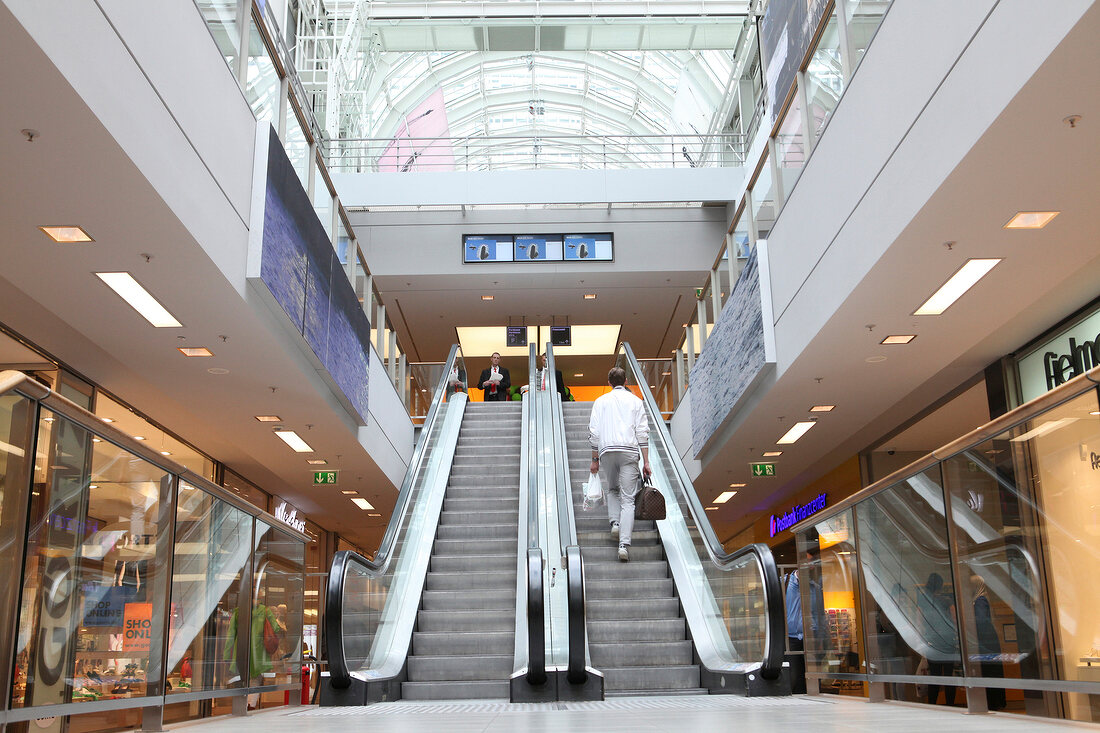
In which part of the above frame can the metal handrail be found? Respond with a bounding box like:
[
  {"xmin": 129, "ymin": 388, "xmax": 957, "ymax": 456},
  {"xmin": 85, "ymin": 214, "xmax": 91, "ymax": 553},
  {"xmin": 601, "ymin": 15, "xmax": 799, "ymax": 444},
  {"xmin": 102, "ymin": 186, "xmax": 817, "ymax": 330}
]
[
  {"xmin": 619, "ymin": 343, "xmax": 786, "ymax": 680},
  {"xmin": 324, "ymin": 344, "xmax": 464, "ymax": 688},
  {"xmin": 524, "ymin": 343, "xmax": 546, "ymax": 685},
  {"xmin": 789, "ymin": 365, "xmax": 1100, "ymax": 536}
]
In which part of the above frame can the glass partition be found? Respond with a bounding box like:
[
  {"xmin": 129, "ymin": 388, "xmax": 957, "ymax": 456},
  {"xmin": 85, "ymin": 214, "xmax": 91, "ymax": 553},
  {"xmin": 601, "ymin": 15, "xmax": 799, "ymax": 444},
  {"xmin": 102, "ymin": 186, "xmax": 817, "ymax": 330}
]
[
  {"xmin": 844, "ymin": 0, "xmax": 890, "ymax": 74},
  {"xmin": 795, "ymin": 375, "xmax": 1100, "ymax": 722},
  {"xmin": 195, "ymin": 0, "xmax": 241, "ymax": 71},
  {"xmin": 166, "ymin": 483, "xmax": 253, "ymax": 695},
  {"xmin": 12, "ymin": 411, "xmax": 172, "ymax": 709},
  {"xmin": 252, "ymin": 523, "xmax": 304, "ymax": 707},
  {"xmin": 775, "ymin": 84, "xmax": 806, "ymax": 192},
  {"xmin": 750, "ymin": 158, "xmax": 777, "ymax": 241},
  {"xmin": 285, "ymin": 99, "xmax": 310, "ymax": 190},
  {"xmin": 805, "ymin": 13, "xmax": 845, "ymax": 140},
  {"xmin": 244, "ymin": 19, "xmax": 278, "ymax": 125}
]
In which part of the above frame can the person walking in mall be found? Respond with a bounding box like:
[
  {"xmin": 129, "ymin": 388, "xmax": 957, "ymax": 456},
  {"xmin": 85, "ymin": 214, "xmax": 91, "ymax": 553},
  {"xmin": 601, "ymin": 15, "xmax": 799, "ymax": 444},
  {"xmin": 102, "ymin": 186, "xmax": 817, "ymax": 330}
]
[
  {"xmin": 477, "ymin": 352, "xmax": 511, "ymax": 401},
  {"xmin": 588, "ymin": 366, "xmax": 650, "ymax": 561}
]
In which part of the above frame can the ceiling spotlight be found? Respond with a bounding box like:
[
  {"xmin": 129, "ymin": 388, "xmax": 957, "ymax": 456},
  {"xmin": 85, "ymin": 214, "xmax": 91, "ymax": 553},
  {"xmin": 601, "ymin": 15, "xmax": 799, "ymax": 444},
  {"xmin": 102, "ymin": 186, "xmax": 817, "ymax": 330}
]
[
  {"xmin": 880, "ymin": 335, "xmax": 916, "ymax": 345},
  {"xmin": 39, "ymin": 225, "xmax": 94, "ymax": 243},
  {"xmin": 101, "ymin": 417, "xmax": 114, "ymax": 423},
  {"xmin": 160, "ymin": 450, "xmax": 172, "ymax": 456},
  {"xmin": 133, "ymin": 436, "xmax": 146, "ymax": 441},
  {"xmin": 1004, "ymin": 211, "xmax": 1059, "ymax": 229}
]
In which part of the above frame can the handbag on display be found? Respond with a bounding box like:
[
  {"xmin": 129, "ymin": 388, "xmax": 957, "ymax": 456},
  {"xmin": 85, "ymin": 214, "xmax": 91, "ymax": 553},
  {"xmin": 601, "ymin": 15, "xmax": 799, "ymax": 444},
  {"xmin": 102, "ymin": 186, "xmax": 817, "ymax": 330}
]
[{"xmin": 634, "ymin": 475, "xmax": 666, "ymax": 521}]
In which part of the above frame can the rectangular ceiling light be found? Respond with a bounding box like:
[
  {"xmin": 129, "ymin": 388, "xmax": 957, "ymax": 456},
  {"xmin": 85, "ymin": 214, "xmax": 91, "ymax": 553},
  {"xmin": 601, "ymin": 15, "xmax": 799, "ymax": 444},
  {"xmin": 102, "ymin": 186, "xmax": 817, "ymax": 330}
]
[
  {"xmin": 777, "ymin": 421, "xmax": 816, "ymax": 444},
  {"xmin": 96, "ymin": 272, "xmax": 183, "ymax": 327},
  {"xmin": 1004, "ymin": 211, "xmax": 1059, "ymax": 229},
  {"xmin": 729, "ymin": 483, "xmax": 746, "ymax": 488},
  {"xmin": 809, "ymin": 405, "xmax": 835, "ymax": 412},
  {"xmin": 713, "ymin": 491, "xmax": 737, "ymax": 503},
  {"xmin": 481, "ymin": 295, "xmax": 494, "ymax": 301},
  {"xmin": 583, "ymin": 294, "xmax": 597, "ymax": 300},
  {"xmin": 306, "ymin": 458, "xmax": 327, "ymax": 465},
  {"xmin": 274, "ymin": 430, "xmax": 313, "ymax": 453},
  {"xmin": 255, "ymin": 415, "xmax": 281, "ymax": 422},
  {"xmin": 705, "ymin": 506, "xmax": 718, "ymax": 511},
  {"xmin": 367, "ymin": 513, "xmax": 381, "ymax": 517},
  {"xmin": 40, "ymin": 225, "xmax": 94, "ymax": 242},
  {"xmin": 1009, "ymin": 418, "xmax": 1078, "ymax": 443},
  {"xmin": 177, "ymin": 347, "xmax": 213, "ymax": 357},
  {"xmin": 340, "ymin": 490, "xmax": 357, "ymax": 495},
  {"xmin": 913, "ymin": 259, "xmax": 1001, "ymax": 316},
  {"xmin": 762, "ymin": 450, "xmax": 783, "ymax": 457},
  {"xmin": 881, "ymin": 335, "xmax": 916, "ymax": 345},
  {"xmin": 351, "ymin": 498, "xmax": 375, "ymax": 511}
]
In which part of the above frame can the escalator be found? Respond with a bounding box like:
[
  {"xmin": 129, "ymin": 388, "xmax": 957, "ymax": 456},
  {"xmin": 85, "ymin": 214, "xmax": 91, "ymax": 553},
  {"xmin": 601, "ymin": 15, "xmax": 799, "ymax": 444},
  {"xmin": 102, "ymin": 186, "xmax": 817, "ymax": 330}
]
[{"xmin": 550, "ymin": 343, "xmax": 790, "ymax": 696}]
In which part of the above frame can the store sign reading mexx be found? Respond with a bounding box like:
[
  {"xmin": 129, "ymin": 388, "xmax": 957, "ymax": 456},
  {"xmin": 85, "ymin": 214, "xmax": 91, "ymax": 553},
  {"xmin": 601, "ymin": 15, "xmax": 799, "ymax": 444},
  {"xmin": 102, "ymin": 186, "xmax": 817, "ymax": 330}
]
[{"xmin": 1018, "ymin": 307, "xmax": 1100, "ymax": 403}]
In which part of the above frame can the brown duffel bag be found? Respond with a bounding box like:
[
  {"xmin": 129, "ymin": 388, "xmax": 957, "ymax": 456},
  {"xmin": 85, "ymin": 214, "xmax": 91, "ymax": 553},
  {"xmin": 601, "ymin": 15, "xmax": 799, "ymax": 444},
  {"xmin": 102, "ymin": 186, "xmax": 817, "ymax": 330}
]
[{"xmin": 634, "ymin": 476, "xmax": 666, "ymax": 521}]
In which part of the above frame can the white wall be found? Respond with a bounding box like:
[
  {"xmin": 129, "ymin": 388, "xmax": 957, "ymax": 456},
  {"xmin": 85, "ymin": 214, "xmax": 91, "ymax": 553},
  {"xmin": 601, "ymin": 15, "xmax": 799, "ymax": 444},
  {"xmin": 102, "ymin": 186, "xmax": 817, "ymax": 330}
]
[{"xmin": 361, "ymin": 343, "xmax": 414, "ymax": 489}]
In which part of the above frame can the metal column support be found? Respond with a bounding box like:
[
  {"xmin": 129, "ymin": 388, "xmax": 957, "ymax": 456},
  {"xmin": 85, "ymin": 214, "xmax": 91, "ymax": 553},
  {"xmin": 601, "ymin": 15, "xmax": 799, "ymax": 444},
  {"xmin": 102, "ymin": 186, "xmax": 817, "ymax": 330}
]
[
  {"xmin": 673, "ymin": 349, "xmax": 685, "ymax": 402},
  {"xmin": 398, "ymin": 354, "xmax": 408, "ymax": 405},
  {"xmin": 767, "ymin": 136, "xmax": 784, "ymax": 207},
  {"xmin": 330, "ymin": 196, "xmax": 341, "ymax": 251},
  {"xmin": 277, "ymin": 76, "xmax": 289, "ymax": 143},
  {"xmin": 375, "ymin": 304, "xmax": 386, "ymax": 356},
  {"xmin": 306, "ymin": 141, "xmax": 318, "ymax": 201},
  {"xmin": 387, "ymin": 331, "xmax": 398, "ymax": 383},
  {"xmin": 744, "ymin": 189, "xmax": 759, "ymax": 247},
  {"xmin": 362, "ymin": 275, "xmax": 374, "ymax": 322},
  {"xmin": 234, "ymin": 0, "xmax": 250, "ymax": 85},
  {"xmin": 695, "ymin": 298, "xmax": 708, "ymax": 352},
  {"xmin": 726, "ymin": 232, "xmax": 741, "ymax": 285},
  {"xmin": 834, "ymin": 0, "xmax": 855, "ymax": 81},
  {"xmin": 710, "ymin": 268, "xmax": 722, "ymax": 317}
]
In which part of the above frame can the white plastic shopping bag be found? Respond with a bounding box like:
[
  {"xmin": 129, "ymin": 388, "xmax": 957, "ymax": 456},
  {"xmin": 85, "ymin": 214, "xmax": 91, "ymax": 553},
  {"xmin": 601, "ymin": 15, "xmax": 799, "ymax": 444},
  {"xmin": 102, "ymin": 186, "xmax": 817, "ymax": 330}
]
[{"xmin": 582, "ymin": 471, "xmax": 603, "ymax": 511}]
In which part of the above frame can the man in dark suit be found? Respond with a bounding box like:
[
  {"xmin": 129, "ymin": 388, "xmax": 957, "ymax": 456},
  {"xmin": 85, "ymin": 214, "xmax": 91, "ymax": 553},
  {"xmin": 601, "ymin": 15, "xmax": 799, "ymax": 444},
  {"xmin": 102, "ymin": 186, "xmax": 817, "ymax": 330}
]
[
  {"xmin": 538, "ymin": 353, "xmax": 566, "ymax": 397},
  {"xmin": 477, "ymin": 352, "xmax": 511, "ymax": 401}
]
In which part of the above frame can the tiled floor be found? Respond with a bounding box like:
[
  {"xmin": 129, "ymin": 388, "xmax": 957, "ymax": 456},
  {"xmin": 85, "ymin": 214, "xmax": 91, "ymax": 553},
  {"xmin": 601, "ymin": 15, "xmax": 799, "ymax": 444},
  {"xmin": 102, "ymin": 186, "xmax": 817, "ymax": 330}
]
[{"xmin": 182, "ymin": 696, "xmax": 1094, "ymax": 733}]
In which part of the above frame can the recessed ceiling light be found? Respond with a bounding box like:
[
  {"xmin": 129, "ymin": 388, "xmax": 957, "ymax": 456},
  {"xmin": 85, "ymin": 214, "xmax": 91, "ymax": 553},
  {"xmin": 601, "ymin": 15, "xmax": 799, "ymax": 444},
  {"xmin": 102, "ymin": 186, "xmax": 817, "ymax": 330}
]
[
  {"xmin": 481, "ymin": 295, "xmax": 494, "ymax": 301},
  {"xmin": 367, "ymin": 513, "xmax": 381, "ymax": 517},
  {"xmin": 39, "ymin": 225, "xmax": 94, "ymax": 243},
  {"xmin": 160, "ymin": 450, "xmax": 172, "ymax": 456},
  {"xmin": 713, "ymin": 491, "xmax": 737, "ymax": 503},
  {"xmin": 207, "ymin": 367, "xmax": 230, "ymax": 375},
  {"xmin": 913, "ymin": 259, "xmax": 1001, "ymax": 316},
  {"xmin": 1091, "ymin": 410, "xmax": 1100, "ymax": 416},
  {"xmin": 1004, "ymin": 211, "xmax": 1059, "ymax": 229},
  {"xmin": 92, "ymin": 437, "xmax": 102, "ymax": 443},
  {"xmin": 705, "ymin": 506, "xmax": 718, "ymax": 511},
  {"xmin": 574, "ymin": 373, "xmax": 583, "ymax": 377},
  {"xmin": 255, "ymin": 415, "xmax": 281, "ymax": 422},
  {"xmin": 89, "ymin": 484, "xmax": 98, "ymax": 489},
  {"xmin": 809, "ymin": 405, "xmax": 835, "ymax": 412},
  {"xmin": 762, "ymin": 451, "xmax": 783, "ymax": 457},
  {"xmin": 43, "ymin": 416, "xmax": 54, "ymax": 423},
  {"xmin": 274, "ymin": 430, "xmax": 313, "ymax": 453},
  {"xmin": 101, "ymin": 418, "xmax": 114, "ymax": 423},
  {"xmin": 96, "ymin": 272, "xmax": 183, "ymax": 328},
  {"xmin": 177, "ymin": 347, "xmax": 214, "ymax": 357},
  {"xmin": 777, "ymin": 421, "xmax": 816, "ymax": 444},
  {"xmin": 306, "ymin": 459, "xmax": 327, "ymax": 465},
  {"xmin": 133, "ymin": 435, "xmax": 146, "ymax": 441},
  {"xmin": 351, "ymin": 498, "xmax": 375, "ymax": 510},
  {"xmin": 865, "ymin": 356, "xmax": 887, "ymax": 363},
  {"xmin": 583, "ymin": 294, "xmax": 597, "ymax": 300},
  {"xmin": 662, "ymin": 371, "xmax": 671, "ymax": 376},
  {"xmin": 340, "ymin": 490, "xmax": 357, "ymax": 495},
  {"xmin": 881, "ymin": 335, "xmax": 916, "ymax": 345},
  {"xmin": 729, "ymin": 483, "xmax": 746, "ymax": 488}
]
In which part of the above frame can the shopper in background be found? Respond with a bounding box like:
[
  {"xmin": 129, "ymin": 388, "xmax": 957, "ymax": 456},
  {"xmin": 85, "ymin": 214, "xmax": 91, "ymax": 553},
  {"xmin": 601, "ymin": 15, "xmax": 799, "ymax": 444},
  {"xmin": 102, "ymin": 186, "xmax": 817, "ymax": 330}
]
[
  {"xmin": 477, "ymin": 352, "xmax": 511, "ymax": 401},
  {"xmin": 588, "ymin": 367, "xmax": 649, "ymax": 562}
]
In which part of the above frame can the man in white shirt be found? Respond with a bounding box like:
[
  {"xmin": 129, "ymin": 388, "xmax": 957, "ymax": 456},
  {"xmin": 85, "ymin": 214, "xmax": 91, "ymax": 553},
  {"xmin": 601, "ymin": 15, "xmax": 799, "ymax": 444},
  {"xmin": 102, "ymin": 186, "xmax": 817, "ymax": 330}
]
[{"xmin": 588, "ymin": 367, "xmax": 650, "ymax": 561}]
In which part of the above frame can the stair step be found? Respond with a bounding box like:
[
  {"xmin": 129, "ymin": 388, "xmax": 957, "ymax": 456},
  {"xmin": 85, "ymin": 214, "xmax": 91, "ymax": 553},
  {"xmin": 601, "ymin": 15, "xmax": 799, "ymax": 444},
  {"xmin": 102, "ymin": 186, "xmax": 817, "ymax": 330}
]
[
  {"xmin": 435, "ymin": 523, "xmax": 518, "ymax": 540},
  {"xmin": 435, "ymin": 538, "xmax": 517, "ymax": 555},
  {"xmin": 590, "ymin": 641, "xmax": 694, "ymax": 666},
  {"xmin": 584, "ymin": 561, "xmax": 668, "ymax": 580},
  {"xmin": 450, "ymin": 464, "xmax": 520, "ymax": 477},
  {"xmin": 444, "ymin": 496, "xmax": 519, "ymax": 512},
  {"xmin": 400, "ymin": 681, "xmax": 510, "ymax": 700},
  {"xmin": 581, "ymin": 545, "xmax": 664, "ymax": 562},
  {"xmin": 605, "ymin": 688, "xmax": 708, "ymax": 697},
  {"xmin": 406, "ymin": 655, "xmax": 512, "ymax": 681},
  {"xmin": 440, "ymin": 510, "xmax": 518, "ymax": 525},
  {"xmin": 601, "ymin": 665, "xmax": 701, "ymax": 691},
  {"xmin": 587, "ymin": 618, "xmax": 686, "ymax": 642},
  {"xmin": 585, "ymin": 578, "xmax": 675, "ymax": 599},
  {"xmin": 421, "ymin": 588, "xmax": 515, "ymax": 610},
  {"xmin": 424, "ymin": 571, "xmax": 516, "ymax": 591},
  {"xmin": 430, "ymin": 554, "xmax": 515, "ymax": 572},
  {"xmin": 417, "ymin": 609, "xmax": 514, "ymax": 632},
  {"xmin": 411, "ymin": 631, "xmax": 514, "ymax": 656},
  {"xmin": 445, "ymin": 478, "xmax": 520, "ymax": 491},
  {"xmin": 576, "ymin": 529, "xmax": 660, "ymax": 545},
  {"xmin": 586, "ymin": 597, "xmax": 680, "ymax": 619}
]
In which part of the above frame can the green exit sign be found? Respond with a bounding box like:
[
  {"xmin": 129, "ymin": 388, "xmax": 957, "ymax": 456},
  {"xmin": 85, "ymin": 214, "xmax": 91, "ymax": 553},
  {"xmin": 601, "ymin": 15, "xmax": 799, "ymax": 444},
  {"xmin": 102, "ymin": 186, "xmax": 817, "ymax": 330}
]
[
  {"xmin": 750, "ymin": 462, "xmax": 776, "ymax": 477},
  {"xmin": 313, "ymin": 471, "xmax": 339, "ymax": 485}
]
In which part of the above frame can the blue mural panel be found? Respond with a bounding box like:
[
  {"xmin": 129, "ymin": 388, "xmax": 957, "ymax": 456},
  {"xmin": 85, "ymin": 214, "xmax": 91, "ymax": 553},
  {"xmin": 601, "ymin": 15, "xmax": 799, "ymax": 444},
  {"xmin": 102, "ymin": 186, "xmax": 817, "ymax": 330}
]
[
  {"xmin": 260, "ymin": 128, "xmax": 370, "ymax": 423},
  {"xmin": 690, "ymin": 246, "xmax": 770, "ymax": 457}
]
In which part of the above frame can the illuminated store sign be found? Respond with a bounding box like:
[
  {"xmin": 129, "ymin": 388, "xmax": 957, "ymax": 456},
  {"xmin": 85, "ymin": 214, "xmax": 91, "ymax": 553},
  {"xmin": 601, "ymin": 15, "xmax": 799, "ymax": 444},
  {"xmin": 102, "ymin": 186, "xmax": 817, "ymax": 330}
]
[
  {"xmin": 769, "ymin": 493, "xmax": 827, "ymax": 537},
  {"xmin": 275, "ymin": 500, "xmax": 307, "ymax": 533},
  {"xmin": 1018, "ymin": 307, "xmax": 1100, "ymax": 402}
]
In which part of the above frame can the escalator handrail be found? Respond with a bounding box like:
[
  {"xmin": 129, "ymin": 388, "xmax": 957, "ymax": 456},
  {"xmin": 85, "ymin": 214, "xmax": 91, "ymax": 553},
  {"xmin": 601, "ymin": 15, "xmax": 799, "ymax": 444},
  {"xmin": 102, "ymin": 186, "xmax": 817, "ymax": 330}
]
[
  {"xmin": 524, "ymin": 343, "xmax": 546, "ymax": 685},
  {"xmin": 367, "ymin": 343, "xmax": 464, "ymax": 572},
  {"xmin": 619, "ymin": 343, "xmax": 786, "ymax": 680},
  {"xmin": 323, "ymin": 344, "xmax": 463, "ymax": 688},
  {"xmin": 564, "ymin": 545, "xmax": 587, "ymax": 684}
]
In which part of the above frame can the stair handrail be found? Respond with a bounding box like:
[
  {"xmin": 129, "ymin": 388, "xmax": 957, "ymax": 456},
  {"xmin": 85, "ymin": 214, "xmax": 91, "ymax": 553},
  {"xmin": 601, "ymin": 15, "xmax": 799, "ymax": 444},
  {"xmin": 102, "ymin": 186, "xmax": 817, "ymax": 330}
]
[
  {"xmin": 524, "ymin": 343, "xmax": 547, "ymax": 685},
  {"xmin": 619, "ymin": 342, "xmax": 786, "ymax": 681},
  {"xmin": 325, "ymin": 343, "xmax": 466, "ymax": 688}
]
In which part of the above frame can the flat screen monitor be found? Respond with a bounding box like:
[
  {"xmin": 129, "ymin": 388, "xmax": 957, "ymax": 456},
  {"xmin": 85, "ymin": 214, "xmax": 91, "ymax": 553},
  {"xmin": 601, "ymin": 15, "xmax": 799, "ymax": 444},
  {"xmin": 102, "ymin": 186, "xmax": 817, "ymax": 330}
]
[
  {"xmin": 506, "ymin": 326, "xmax": 527, "ymax": 348},
  {"xmin": 550, "ymin": 326, "xmax": 571, "ymax": 347}
]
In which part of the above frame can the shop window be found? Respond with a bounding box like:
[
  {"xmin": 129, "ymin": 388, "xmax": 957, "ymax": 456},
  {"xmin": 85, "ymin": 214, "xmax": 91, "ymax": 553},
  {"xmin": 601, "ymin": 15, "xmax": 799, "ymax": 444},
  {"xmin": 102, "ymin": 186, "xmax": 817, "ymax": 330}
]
[{"xmin": 94, "ymin": 393, "xmax": 215, "ymax": 482}]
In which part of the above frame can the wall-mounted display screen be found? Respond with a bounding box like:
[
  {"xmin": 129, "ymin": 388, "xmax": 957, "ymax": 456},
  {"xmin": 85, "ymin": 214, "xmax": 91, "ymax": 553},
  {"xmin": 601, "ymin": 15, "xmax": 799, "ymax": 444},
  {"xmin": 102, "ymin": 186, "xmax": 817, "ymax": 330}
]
[
  {"xmin": 464, "ymin": 235, "xmax": 514, "ymax": 262},
  {"xmin": 550, "ymin": 326, "xmax": 572, "ymax": 346},
  {"xmin": 506, "ymin": 326, "xmax": 528, "ymax": 347},
  {"xmin": 563, "ymin": 234, "xmax": 613, "ymax": 261},
  {"xmin": 464, "ymin": 233, "xmax": 612, "ymax": 263}
]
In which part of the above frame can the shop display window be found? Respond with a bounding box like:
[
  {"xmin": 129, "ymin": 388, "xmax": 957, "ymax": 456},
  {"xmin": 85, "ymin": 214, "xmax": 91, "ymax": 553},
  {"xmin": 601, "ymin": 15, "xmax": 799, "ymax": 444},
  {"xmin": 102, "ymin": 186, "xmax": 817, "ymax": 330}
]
[
  {"xmin": 11, "ymin": 410, "xmax": 171, "ymax": 710},
  {"xmin": 250, "ymin": 521, "xmax": 305, "ymax": 707}
]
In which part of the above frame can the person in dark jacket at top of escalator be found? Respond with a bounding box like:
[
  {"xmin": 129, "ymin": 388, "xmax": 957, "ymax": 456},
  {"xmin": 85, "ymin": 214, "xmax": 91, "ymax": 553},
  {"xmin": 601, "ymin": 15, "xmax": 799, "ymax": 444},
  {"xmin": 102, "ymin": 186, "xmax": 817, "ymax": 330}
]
[{"xmin": 477, "ymin": 352, "xmax": 511, "ymax": 401}]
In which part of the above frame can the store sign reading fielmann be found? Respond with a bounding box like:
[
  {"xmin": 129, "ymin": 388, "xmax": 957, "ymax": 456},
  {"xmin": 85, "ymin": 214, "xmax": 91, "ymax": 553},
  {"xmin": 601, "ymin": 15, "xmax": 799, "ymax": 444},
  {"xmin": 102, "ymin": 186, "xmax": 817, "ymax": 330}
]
[{"xmin": 1018, "ymin": 307, "xmax": 1100, "ymax": 402}]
